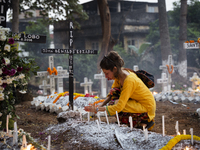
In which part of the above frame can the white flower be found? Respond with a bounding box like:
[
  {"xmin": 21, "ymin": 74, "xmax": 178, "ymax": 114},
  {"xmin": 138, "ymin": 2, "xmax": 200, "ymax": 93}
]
[
  {"xmin": 2, "ymin": 28, "xmax": 10, "ymax": 33},
  {"xmin": 0, "ymin": 69, "xmax": 2, "ymax": 75},
  {"xmin": 0, "ymin": 93, "xmax": 4, "ymax": 101},
  {"xmin": 4, "ymin": 44, "xmax": 10, "ymax": 52},
  {"xmin": 19, "ymin": 74, "xmax": 25, "ymax": 79},
  {"xmin": 0, "ymin": 87, "xmax": 4, "ymax": 92},
  {"xmin": 6, "ymin": 78, "xmax": 13, "ymax": 84},
  {"xmin": 0, "ymin": 30, "xmax": 5, "ymax": 35},
  {"xmin": 0, "ymin": 79, "xmax": 3, "ymax": 85},
  {"xmin": 0, "ymin": 35, "xmax": 6, "ymax": 41},
  {"xmin": 4, "ymin": 58, "xmax": 10, "ymax": 65}
]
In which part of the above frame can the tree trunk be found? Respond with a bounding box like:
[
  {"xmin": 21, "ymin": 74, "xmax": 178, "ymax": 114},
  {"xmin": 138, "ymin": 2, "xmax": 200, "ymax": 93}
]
[
  {"xmin": 178, "ymin": 0, "xmax": 187, "ymax": 78},
  {"xmin": 12, "ymin": 0, "xmax": 19, "ymax": 33},
  {"xmin": 158, "ymin": 0, "xmax": 172, "ymax": 66},
  {"xmin": 97, "ymin": 0, "xmax": 112, "ymax": 71}
]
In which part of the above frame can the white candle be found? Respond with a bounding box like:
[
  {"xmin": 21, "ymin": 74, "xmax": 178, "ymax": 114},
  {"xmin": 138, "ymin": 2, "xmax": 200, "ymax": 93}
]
[
  {"xmin": 175, "ymin": 121, "xmax": 179, "ymax": 135},
  {"xmin": 183, "ymin": 129, "xmax": 186, "ymax": 135},
  {"xmin": 162, "ymin": 115, "xmax": 165, "ymax": 136},
  {"xmin": 97, "ymin": 112, "xmax": 101, "ymax": 124},
  {"xmin": 6, "ymin": 115, "xmax": 9, "ymax": 134},
  {"xmin": 116, "ymin": 111, "xmax": 120, "ymax": 126},
  {"xmin": 144, "ymin": 128, "xmax": 148, "ymax": 141},
  {"xmin": 80, "ymin": 112, "xmax": 82, "ymax": 122},
  {"xmin": 96, "ymin": 120, "xmax": 100, "ymax": 132},
  {"xmin": 105, "ymin": 111, "xmax": 109, "ymax": 125},
  {"xmin": 129, "ymin": 116, "xmax": 133, "ymax": 130},
  {"xmin": 22, "ymin": 134, "xmax": 27, "ymax": 148},
  {"xmin": 13, "ymin": 122, "xmax": 18, "ymax": 145},
  {"xmin": 88, "ymin": 112, "xmax": 90, "ymax": 122},
  {"xmin": 47, "ymin": 135, "xmax": 51, "ymax": 150},
  {"xmin": 190, "ymin": 128, "xmax": 193, "ymax": 145}
]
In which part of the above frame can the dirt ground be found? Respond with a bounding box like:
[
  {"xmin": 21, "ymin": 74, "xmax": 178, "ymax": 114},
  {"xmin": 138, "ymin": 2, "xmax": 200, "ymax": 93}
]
[{"xmin": 14, "ymin": 100, "xmax": 200, "ymax": 149}]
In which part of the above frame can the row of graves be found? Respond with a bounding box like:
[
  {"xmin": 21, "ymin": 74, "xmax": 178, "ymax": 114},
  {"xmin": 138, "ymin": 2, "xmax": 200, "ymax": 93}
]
[{"xmin": 1, "ymin": 3, "xmax": 200, "ymax": 147}]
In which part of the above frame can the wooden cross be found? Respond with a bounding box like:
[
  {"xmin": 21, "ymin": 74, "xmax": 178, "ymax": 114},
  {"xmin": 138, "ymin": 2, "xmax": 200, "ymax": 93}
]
[
  {"xmin": 39, "ymin": 80, "xmax": 50, "ymax": 95},
  {"xmin": 80, "ymin": 77, "xmax": 93, "ymax": 94},
  {"xmin": 157, "ymin": 72, "xmax": 168, "ymax": 92},
  {"xmin": 94, "ymin": 71, "xmax": 107, "ymax": 98},
  {"xmin": 41, "ymin": 21, "xmax": 98, "ymax": 110}
]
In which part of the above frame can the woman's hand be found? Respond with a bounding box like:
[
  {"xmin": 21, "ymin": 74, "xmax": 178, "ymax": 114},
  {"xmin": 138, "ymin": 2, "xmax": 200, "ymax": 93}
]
[{"xmin": 84, "ymin": 105, "xmax": 97, "ymax": 112}]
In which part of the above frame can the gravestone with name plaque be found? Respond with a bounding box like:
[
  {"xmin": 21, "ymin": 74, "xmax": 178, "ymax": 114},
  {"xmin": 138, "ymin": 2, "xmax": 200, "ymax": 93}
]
[{"xmin": 41, "ymin": 21, "xmax": 98, "ymax": 110}]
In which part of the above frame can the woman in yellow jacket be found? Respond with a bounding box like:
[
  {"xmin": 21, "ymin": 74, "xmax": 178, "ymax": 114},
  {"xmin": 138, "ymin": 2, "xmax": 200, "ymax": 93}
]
[{"xmin": 84, "ymin": 51, "xmax": 156, "ymax": 130}]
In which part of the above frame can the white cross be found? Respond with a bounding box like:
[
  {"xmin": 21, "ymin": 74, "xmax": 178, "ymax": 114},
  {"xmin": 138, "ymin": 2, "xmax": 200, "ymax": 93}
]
[
  {"xmin": 189, "ymin": 72, "xmax": 200, "ymax": 89},
  {"xmin": 159, "ymin": 55, "xmax": 177, "ymax": 91},
  {"xmin": 36, "ymin": 56, "xmax": 69, "ymax": 94},
  {"xmin": 94, "ymin": 71, "xmax": 107, "ymax": 98},
  {"xmin": 54, "ymin": 66, "xmax": 69, "ymax": 93},
  {"xmin": 133, "ymin": 65, "xmax": 139, "ymax": 71},
  {"xmin": 39, "ymin": 80, "xmax": 50, "ymax": 95},
  {"xmin": 157, "ymin": 73, "xmax": 168, "ymax": 92},
  {"xmin": 80, "ymin": 77, "xmax": 93, "ymax": 94}
]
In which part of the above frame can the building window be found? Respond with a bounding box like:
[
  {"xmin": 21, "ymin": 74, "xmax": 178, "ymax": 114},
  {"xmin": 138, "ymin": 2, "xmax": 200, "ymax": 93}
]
[
  {"xmin": 127, "ymin": 39, "xmax": 135, "ymax": 54},
  {"xmin": 147, "ymin": 6, "xmax": 158, "ymax": 13},
  {"xmin": 92, "ymin": 42, "xmax": 99, "ymax": 50}
]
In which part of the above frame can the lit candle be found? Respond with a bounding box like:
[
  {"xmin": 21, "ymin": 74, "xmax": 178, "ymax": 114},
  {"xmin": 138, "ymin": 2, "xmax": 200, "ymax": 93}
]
[
  {"xmin": 88, "ymin": 112, "xmax": 90, "ymax": 122},
  {"xmin": 175, "ymin": 121, "xmax": 179, "ymax": 135},
  {"xmin": 47, "ymin": 135, "xmax": 51, "ymax": 150},
  {"xmin": 183, "ymin": 129, "xmax": 186, "ymax": 135},
  {"xmin": 144, "ymin": 128, "xmax": 148, "ymax": 141},
  {"xmin": 129, "ymin": 116, "xmax": 133, "ymax": 130},
  {"xmin": 116, "ymin": 111, "xmax": 120, "ymax": 126},
  {"xmin": 190, "ymin": 128, "xmax": 193, "ymax": 145},
  {"xmin": 162, "ymin": 115, "xmax": 165, "ymax": 136},
  {"xmin": 105, "ymin": 111, "xmax": 109, "ymax": 125}
]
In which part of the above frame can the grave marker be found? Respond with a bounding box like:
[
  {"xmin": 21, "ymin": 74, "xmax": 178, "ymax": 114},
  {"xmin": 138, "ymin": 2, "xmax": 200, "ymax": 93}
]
[
  {"xmin": 39, "ymin": 80, "xmax": 50, "ymax": 95},
  {"xmin": 94, "ymin": 71, "xmax": 107, "ymax": 98},
  {"xmin": 133, "ymin": 65, "xmax": 139, "ymax": 71},
  {"xmin": 56, "ymin": 66, "xmax": 69, "ymax": 93},
  {"xmin": 41, "ymin": 21, "xmax": 98, "ymax": 110},
  {"xmin": 80, "ymin": 77, "xmax": 93, "ymax": 94},
  {"xmin": 157, "ymin": 73, "xmax": 168, "ymax": 92},
  {"xmin": 0, "ymin": 0, "xmax": 11, "ymax": 27}
]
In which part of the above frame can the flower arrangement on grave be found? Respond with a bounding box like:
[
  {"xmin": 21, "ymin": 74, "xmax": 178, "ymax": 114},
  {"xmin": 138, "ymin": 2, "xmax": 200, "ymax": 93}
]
[
  {"xmin": 47, "ymin": 67, "xmax": 57, "ymax": 75},
  {"xmin": 0, "ymin": 26, "xmax": 39, "ymax": 130},
  {"xmin": 160, "ymin": 134, "xmax": 200, "ymax": 150}
]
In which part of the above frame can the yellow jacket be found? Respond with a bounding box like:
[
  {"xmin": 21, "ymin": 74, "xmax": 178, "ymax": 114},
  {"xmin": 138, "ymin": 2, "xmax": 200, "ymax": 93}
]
[{"xmin": 106, "ymin": 71, "xmax": 156, "ymax": 121}]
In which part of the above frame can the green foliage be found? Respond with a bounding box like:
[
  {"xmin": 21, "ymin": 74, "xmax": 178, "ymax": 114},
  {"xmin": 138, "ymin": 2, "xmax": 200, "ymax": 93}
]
[
  {"xmin": 19, "ymin": 0, "xmax": 89, "ymax": 28},
  {"xmin": 0, "ymin": 27, "xmax": 39, "ymax": 130}
]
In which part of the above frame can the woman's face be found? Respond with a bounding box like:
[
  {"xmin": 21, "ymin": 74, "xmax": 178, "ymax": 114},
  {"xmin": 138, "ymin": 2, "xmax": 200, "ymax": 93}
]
[{"xmin": 102, "ymin": 67, "xmax": 117, "ymax": 80}]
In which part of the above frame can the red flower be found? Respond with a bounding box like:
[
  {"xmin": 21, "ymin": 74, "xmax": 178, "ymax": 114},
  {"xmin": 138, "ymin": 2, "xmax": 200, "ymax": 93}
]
[{"xmin": 8, "ymin": 38, "xmax": 14, "ymax": 44}]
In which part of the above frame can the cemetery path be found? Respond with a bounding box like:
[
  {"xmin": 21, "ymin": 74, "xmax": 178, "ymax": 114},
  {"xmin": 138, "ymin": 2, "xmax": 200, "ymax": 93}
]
[{"xmin": 14, "ymin": 100, "xmax": 200, "ymax": 149}]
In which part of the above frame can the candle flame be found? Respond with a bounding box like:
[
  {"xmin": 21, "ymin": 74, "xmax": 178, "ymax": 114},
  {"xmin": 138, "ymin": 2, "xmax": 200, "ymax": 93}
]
[
  {"xmin": 177, "ymin": 132, "xmax": 181, "ymax": 135},
  {"xmin": 152, "ymin": 91, "xmax": 158, "ymax": 95},
  {"xmin": 21, "ymin": 144, "xmax": 36, "ymax": 150},
  {"xmin": 185, "ymin": 146, "xmax": 189, "ymax": 150}
]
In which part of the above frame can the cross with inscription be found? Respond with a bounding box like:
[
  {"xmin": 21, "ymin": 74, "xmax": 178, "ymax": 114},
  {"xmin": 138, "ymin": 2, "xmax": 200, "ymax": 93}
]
[{"xmin": 41, "ymin": 21, "xmax": 98, "ymax": 110}]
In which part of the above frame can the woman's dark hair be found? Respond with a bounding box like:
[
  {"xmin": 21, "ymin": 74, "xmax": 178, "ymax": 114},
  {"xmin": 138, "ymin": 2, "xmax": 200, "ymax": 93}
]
[{"xmin": 100, "ymin": 51, "xmax": 124, "ymax": 71}]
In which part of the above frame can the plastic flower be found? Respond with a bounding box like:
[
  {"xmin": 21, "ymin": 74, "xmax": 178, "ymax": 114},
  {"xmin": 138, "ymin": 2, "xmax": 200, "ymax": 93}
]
[
  {"xmin": 4, "ymin": 44, "xmax": 10, "ymax": 52},
  {"xmin": 9, "ymin": 69, "xmax": 16, "ymax": 76},
  {"xmin": 0, "ymin": 30, "xmax": 5, "ymax": 35},
  {"xmin": 8, "ymin": 38, "xmax": 14, "ymax": 44}
]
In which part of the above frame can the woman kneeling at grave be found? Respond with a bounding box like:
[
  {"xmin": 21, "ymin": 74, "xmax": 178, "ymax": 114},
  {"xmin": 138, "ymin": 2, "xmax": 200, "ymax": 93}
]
[{"xmin": 84, "ymin": 51, "xmax": 156, "ymax": 131}]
